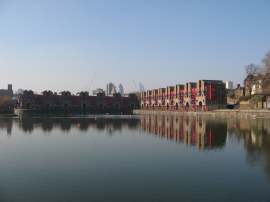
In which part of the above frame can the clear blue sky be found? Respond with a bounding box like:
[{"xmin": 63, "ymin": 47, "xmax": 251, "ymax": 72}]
[{"xmin": 0, "ymin": 0, "xmax": 270, "ymax": 94}]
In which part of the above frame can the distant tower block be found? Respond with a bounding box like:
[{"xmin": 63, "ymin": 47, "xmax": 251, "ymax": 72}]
[
  {"xmin": 8, "ymin": 84, "xmax": 12, "ymax": 91},
  {"xmin": 118, "ymin": 83, "xmax": 124, "ymax": 95},
  {"xmin": 106, "ymin": 82, "xmax": 115, "ymax": 95},
  {"xmin": 139, "ymin": 82, "xmax": 145, "ymax": 92},
  {"xmin": 225, "ymin": 81, "xmax": 233, "ymax": 90}
]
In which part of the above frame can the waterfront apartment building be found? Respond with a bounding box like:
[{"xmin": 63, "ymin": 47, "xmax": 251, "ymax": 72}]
[
  {"xmin": 141, "ymin": 80, "xmax": 226, "ymax": 111},
  {"xmin": 18, "ymin": 90, "xmax": 139, "ymax": 112}
]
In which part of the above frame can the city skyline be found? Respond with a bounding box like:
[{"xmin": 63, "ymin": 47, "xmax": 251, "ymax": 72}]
[{"xmin": 1, "ymin": 1, "xmax": 270, "ymax": 93}]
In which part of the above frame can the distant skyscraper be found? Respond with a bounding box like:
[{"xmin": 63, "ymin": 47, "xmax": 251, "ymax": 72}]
[
  {"xmin": 106, "ymin": 82, "xmax": 115, "ymax": 95},
  {"xmin": 139, "ymin": 82, "xmax": 145, "ymax": 92},
  {"xmin": 111, "ymin": 86, "xmax": 117, "ymax": 94},
  {"xmin": 118, "ymin": 83, "xmax": 124, "ymax": 95}
]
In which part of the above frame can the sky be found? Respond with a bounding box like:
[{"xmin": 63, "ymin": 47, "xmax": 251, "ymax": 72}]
[{"xmin": 0, "ymin": 0, "xmax": 270, "ymax": 94}]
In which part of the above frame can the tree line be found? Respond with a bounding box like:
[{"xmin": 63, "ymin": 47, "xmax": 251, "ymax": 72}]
[{"xmin": 245, "ymin": 51, "xmax": 270, "ymax": 98}]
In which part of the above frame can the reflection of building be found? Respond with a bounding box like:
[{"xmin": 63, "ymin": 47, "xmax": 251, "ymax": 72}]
[
  {"xmin": 227, "ymin": 118, "xmax": 270, "ymax": 179},
  {"xmin": 0, "ymin": 84, "xmax": 13, "ymax": 98},
  {"xmin": 0, "ymin": 117, "xmax": 13, "ymax": 135},
  {"xmin": 17, "ymin": 90, "xmax": 139, "ymax": 113},
  {"xmin": 141, "ymin": 115, "xmax": 227, "ymax": 150},
  {"xmin": 141, "ymin": 80, "xmax": 226, "ymax": 111},
  {"xmin": 0, "ymin": 116, "xmax": 141, "ymax": 135}
]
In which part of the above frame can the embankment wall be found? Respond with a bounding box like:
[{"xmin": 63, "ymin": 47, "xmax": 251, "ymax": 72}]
[{"xmin": 133, "ymin": 109, "xmax": 270, "ymax": 118}]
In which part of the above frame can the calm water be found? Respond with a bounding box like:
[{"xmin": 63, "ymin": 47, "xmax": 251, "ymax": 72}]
[{"xmin": 0, "ymin": 114, "xmax": 270, "ymax": 202}]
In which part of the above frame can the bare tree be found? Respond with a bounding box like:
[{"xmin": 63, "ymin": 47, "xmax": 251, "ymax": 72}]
[
  {"xmin": 0, "ymin": 97, "xmax": 13, "ymax": 107},
  {"xmin": 263, "ymin": 51, "xmax": 270, "ymax": 72},
  {"xmin": 244, "ymin": 63, "xmax": 260, "ymax": 98},
  {"xmin": 262, "ymin": 51, "xmax": 270, "ymax": 94}
]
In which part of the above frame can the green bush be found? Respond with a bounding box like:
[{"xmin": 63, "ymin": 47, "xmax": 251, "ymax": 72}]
[
  {"xmin": 250, "ymin": 95, "xmax": 262, "ymax": 104},
  {"xmin": 239, "ymin": 96, "xmax": 250, "ymax": 101}
]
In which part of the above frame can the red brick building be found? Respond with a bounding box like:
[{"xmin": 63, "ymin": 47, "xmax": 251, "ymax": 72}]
[
  {"xmin": 18, "ymin": 90, "xmax": 139, "ymax": 113},
  {"xmin": 141, "ymin": 80, "xmax": 226, "ymax": 111}
]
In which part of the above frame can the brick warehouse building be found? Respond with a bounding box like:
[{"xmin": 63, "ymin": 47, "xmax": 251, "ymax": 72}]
[
  {"xmin": 141, "ymin": 80, "xmax": 226, "ymax": 111},
  {"xmin": 18, "ymin": 90, "xmax": 139, "ymax": 113}
]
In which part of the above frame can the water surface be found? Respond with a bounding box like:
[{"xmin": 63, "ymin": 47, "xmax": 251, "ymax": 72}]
[{"xmin": 0, "ymin": 115, "xmax": 269, "ymax": 202}]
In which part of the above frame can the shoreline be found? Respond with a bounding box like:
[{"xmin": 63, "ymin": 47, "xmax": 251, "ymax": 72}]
[
  {"xmin": 2, "ymin": 109, "xmax": 270, "ymax": 119},
  {"xmin": 133, "ymin": 109, "xmax": 270, "ymax": 118},
  {"xmin": 0, "ymin": 113, "xmax": 17, "ymax": 117}
]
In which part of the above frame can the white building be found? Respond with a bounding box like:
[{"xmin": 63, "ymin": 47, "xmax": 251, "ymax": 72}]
[{"xmin": 225, "ymin": 81, "xmax": 233, "ymax": 90}]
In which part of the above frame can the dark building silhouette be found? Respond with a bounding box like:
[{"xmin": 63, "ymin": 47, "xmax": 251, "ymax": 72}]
[
  {"xmin": 0, "ymin": 84, "xmax": 13, "ymax": 98},
  {"xmin": 17, "ymin": 90, "xmax": 139, "ymax": 114}
]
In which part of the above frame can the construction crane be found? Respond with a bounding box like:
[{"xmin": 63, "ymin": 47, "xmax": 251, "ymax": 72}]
[
  {"xmin": 133, "ymin": 80, "xmax": 138, "ymax": 92},
  {"xmin": 86, "ymin": 72, "xmax": 97, "ymax": 94}
]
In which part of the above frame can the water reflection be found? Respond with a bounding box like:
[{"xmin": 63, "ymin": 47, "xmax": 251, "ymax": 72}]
[
  {"xmin": 1, "ymin": 115, "xmax": 270, "ymax": 181},
  {"xmin": 227, "ymin": 118, "xmax": 270, "ymax": 179},
  {"xmin": 141, "ymin": 115, "xmax": 227, "ymax": 150},
  {"xmin": 0, "ymin": 115, "xmax": 141, "ymax": 135},
  {"xmin": 141, "ymin": 115, "xmax": 270, "ymax": 179},
  {"xmin": 0, "ymin": 117, "xmax": 13, "ymax": 135}
]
